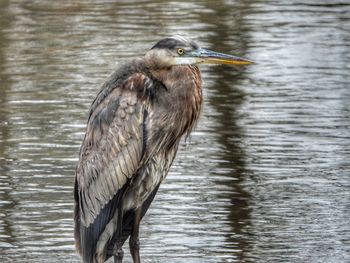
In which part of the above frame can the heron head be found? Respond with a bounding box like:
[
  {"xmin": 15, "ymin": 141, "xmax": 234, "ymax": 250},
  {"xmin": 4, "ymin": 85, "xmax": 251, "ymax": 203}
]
[{"xmin": 145, "ymin": 35, "xmax": 252, "ymax": 69}]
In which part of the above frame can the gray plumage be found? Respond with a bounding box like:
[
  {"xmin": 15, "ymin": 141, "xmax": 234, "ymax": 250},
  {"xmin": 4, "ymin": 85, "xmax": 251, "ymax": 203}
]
[
  {"xmin": 74, "ymin": 37, "xmax": 202, "ymax": 263},
  {"xmin": 74, "ymin": 35, "xmax": 251, "ymax": 263}
]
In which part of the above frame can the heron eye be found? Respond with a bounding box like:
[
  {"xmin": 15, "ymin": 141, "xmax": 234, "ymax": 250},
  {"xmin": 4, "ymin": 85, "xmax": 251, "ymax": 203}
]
[{"xmin": 177, "ymin": 48, "xmax": 184, "ymax": 55}]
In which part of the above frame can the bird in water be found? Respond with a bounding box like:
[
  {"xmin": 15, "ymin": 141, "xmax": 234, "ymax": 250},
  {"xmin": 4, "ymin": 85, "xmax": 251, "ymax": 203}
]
[{"xmin": 74, "ymin": 35, "xmax": 252, "ymax": 263}]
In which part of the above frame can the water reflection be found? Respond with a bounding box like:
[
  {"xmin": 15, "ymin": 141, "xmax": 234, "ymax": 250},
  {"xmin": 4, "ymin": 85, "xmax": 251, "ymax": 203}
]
[
  {"xmin": 200, "ymin": 0, "xmax": 254, "ymax": 261},
  {"xmin": 0, "ymin": 0, "xmax": 349, "ymax": 262},
  {"xmin": 0, "ymin": 0, "xmax": 17, "ymax": 252}
]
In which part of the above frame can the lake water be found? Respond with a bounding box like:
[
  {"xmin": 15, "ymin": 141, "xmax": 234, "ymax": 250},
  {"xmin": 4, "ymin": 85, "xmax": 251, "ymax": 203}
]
[{"xmin": 0, "ymin": 0, "xmax": 349, "ymax": 262}]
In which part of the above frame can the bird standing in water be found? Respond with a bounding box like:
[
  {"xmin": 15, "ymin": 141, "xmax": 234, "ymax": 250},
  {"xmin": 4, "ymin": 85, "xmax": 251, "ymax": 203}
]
[{"xmin": 74, "ymin": 36, "xmax": 251, "ymax": 263}]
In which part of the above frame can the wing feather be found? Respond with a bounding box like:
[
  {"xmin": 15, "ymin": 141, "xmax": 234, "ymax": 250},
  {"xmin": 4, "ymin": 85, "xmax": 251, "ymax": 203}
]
[{"xmin": 76, "ymin": 73, "xmax": 151, "ymax": 227}]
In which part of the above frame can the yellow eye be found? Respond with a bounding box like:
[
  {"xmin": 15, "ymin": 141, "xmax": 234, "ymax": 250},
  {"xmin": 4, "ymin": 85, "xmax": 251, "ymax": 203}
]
[{"xmin": 177, "ymin": 48, "xmax": 184, "ymax": 55}]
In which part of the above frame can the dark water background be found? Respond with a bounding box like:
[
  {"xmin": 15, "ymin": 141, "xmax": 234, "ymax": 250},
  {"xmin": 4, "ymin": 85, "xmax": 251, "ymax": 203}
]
[{"xmin": 0, "ymin": 0, "xmax": 349, "ymax": 262}]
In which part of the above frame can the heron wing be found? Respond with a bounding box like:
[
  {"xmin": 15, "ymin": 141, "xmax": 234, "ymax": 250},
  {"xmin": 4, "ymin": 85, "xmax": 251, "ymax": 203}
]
[{"xmin": 76, "ymin": 73, "xmax": 151, "ymax": 227}]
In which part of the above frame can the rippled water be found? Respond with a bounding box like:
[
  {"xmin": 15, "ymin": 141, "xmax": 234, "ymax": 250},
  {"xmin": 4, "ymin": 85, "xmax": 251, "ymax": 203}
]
[{"xmin": 0, "ymin": 0, "xmax": 349, "ymax": 262}]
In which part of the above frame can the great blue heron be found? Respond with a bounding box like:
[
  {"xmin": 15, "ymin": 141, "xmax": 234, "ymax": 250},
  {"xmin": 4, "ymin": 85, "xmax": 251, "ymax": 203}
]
[{"xmin": 74, "ymin": 36, "xmax": 251, "ymax": 263}]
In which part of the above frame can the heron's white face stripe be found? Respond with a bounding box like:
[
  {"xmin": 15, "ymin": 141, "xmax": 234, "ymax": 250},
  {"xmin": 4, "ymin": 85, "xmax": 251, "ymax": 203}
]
[
  {"xmin": 173, "ymin": 56, "xmax": 198, "ymax": 65},
  {"xmin": 169, "ymin": 35, "xmax": 190, "ymax": 44}
]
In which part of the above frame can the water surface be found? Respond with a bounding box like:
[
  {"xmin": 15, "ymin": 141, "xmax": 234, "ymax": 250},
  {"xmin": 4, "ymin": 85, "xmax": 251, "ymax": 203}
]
[{"xmin": 0, "ymin": 0, "xmax": 349, "ymax": 262}]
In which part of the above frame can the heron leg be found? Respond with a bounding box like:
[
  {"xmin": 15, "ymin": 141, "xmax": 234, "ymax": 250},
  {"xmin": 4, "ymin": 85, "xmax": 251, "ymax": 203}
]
[
  {"xmin": 113, "ymin": 207, "xmax": 124, "ymax": 263},
  {"xmin": 129, "ymin": 207, "xmax": 142, "ymax": 263}
]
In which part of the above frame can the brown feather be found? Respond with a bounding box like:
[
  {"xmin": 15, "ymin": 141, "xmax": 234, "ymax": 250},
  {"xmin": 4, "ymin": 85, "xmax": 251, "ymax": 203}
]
[
  {"xmin": 76, "ymin": 75, "xmax": 151, "ymax": 227},
  {"xmin": 74, "ymin": 42, "xmax": 204, "ymax": 262}
]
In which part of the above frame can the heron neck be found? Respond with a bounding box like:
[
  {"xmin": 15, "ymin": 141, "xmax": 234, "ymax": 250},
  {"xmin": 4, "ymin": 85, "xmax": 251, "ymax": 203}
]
[{"xmin": 149, "ymin": 65, "xmax": 203, "ymax": 137}]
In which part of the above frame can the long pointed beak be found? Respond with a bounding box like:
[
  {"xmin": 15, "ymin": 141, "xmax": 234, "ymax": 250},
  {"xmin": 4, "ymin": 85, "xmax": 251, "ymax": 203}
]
[{"xmin": 191, "ymin": 48, "xmax": 252, "ymax": 65}]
